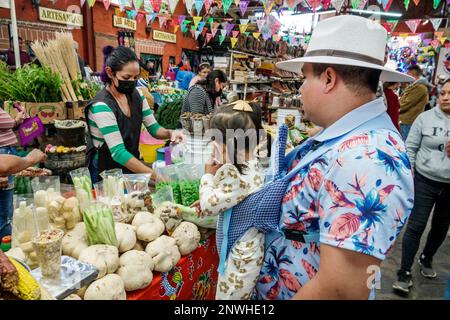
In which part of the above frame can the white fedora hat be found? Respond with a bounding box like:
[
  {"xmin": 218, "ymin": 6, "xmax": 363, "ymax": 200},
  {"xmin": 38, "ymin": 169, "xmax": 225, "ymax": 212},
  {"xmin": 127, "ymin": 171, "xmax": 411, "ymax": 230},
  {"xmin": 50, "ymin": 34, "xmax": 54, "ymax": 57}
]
[{"xmin": 277, "ymin": 15, "xmax": 414, "ymax": 83}]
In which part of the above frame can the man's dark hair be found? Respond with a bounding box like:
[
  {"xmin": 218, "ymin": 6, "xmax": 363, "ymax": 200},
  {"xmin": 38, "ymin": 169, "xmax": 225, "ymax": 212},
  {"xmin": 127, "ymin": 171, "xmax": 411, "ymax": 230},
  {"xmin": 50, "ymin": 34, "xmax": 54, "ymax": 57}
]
[
  {"xmin": 312, "ymin": 64, "xmax": 381, "ymax": 95},
  {"xmin": 407, "ymin": 65, "xmax": 422, "ymax": 76}
]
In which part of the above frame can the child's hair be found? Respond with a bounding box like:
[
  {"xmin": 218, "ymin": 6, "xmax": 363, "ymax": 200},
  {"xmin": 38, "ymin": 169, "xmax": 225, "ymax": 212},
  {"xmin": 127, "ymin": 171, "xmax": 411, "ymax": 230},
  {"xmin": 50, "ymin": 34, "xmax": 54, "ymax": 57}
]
[{"xmin": 210, "ymin": 102, "xmax": 272, "ymax": 174}]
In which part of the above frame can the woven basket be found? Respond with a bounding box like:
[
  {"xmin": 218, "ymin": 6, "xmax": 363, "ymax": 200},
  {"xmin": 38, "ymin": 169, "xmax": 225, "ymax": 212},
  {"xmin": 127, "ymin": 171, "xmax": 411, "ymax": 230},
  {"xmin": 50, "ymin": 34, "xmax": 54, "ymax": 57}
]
[{"xmin": 44, "ymin": 151, "xmax": 86, "ymax": 171}]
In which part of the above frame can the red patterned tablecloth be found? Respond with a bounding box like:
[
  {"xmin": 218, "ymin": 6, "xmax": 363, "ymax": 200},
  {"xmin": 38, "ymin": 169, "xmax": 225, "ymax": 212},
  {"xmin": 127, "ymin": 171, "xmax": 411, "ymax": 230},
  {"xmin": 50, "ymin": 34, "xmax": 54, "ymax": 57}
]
[{"xmin": 127, "ymin": 233, "xmax": 219, "ymax": 300}]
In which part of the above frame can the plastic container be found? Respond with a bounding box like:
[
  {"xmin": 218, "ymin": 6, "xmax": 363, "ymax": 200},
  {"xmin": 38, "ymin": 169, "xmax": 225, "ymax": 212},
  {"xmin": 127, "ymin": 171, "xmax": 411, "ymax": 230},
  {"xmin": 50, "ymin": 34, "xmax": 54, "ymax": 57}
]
[
  {"xmin": 1, "ymin": 235, "xmax": 11, "ymax": 252},
  {"xmin": 139, "ymin": 131, "xmax": 165, "ymax": 163},
  {"xmin": 157, "ymin": 147, "xmax": 167, "ymax": 162},
  {"xmin": 184, "ymin": 137, "xmax": 213, "ymax": 165},
  {"xmin": 32, "ymin": 228, "xmax": 64, "ymax": 281}
]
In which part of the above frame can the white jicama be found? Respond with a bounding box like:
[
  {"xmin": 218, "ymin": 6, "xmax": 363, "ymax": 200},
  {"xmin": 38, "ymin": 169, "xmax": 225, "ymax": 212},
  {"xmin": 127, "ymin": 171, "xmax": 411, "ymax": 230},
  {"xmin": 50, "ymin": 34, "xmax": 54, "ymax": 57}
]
[
  {"xmin": 78, "ymin": 245, "xmax": 120, "ymax": 279},
  {"xmin": 84, "ymin": 274, "xmax": 126, "ymax": 300},
  {"xmin": 131, "ymin": 212, "xmax": 165, "ymax": 242},
  {"xmin": 171, "ymin": 222, "xmax": 201, "ymax": 256},
  {"xmin": 115, "ymin": 223, "xmax": 137, "ymax": 253},
  {"xmin": 116, "ymin": 250, "xmax": 154, "ymax": 291},
  {"xmin": 62, "ymin": 222, "xmax": 89, "ymax": 259},
  {"xmin": 145, "ymin": 236, "xmax": 181, "ymax": 273}
]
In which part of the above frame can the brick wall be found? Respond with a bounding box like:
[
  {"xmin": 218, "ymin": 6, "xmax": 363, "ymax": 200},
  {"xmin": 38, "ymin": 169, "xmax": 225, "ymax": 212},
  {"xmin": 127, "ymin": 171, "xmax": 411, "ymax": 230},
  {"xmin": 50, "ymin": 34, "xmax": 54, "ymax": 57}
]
[{"xmin": 0, "ymin": 19, "xmax": 74, "ymax": 50}]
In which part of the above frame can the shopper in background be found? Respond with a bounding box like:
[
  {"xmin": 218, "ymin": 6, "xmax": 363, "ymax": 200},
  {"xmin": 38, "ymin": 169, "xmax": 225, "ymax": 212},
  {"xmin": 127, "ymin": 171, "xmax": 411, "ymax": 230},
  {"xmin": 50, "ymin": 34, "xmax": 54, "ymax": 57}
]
[
  {"xmin": 393, "ymin": 79, "xmax": 450, "ymax": 295},
  {"xmin": 384, "ymin": 82, "xmax": 401, "ymax": 131},
  {"xmin": 3, "ymin": 37, "xmax": 31, "ymax": 70},
  {"xmin": 399, "ymin": 65, "xmax": 429, "ymax": 140},
  {"xmin": 86, "ymin": 46, "xmax": 184, "ymax": 183},
  {"xmin": 0, "ymin": 149, "xmax": 47, "ymax": 238},
  {"xmin": 181, "ymin": 69, "xmax": 228, "ymax": 115},
  {"xmin": 189, "ymin": 62, "xmax": 211, "ymax": 88},
  {"xmin": 253, "ymin": 15, "xmax": 414, "ymax": 300}
]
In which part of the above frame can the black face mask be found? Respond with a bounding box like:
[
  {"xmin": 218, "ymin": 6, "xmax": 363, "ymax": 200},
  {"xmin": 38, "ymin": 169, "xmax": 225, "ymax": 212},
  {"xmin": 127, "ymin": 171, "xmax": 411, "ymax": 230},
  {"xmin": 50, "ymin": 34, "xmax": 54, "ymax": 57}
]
[{"xmin": 115, "ymin": 79, "xmax": 137, "ymax": 95}]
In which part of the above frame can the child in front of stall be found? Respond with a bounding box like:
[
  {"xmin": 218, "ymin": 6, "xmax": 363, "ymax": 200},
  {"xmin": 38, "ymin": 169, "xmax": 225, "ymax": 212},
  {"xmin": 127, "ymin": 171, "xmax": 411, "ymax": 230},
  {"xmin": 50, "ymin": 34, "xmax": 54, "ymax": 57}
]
[{"xmin": 199, "ymin": 100, "xmax": 268, "ymax": 300}]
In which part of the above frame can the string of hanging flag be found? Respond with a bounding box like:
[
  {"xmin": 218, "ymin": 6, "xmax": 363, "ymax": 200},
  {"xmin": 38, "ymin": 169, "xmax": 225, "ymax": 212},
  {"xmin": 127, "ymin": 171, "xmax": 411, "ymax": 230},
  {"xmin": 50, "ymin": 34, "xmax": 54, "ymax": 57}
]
[{"xmin": 80, "ymin": 0, "xmax": 450, "ymax": 48}]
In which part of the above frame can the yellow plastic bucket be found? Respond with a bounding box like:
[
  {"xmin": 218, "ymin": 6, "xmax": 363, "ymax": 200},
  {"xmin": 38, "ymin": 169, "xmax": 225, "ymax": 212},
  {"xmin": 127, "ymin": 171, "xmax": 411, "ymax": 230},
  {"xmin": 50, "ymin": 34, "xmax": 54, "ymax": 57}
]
[{"xmin": 139, "ymin": 132, "xmax": 165, "ymax": 163}]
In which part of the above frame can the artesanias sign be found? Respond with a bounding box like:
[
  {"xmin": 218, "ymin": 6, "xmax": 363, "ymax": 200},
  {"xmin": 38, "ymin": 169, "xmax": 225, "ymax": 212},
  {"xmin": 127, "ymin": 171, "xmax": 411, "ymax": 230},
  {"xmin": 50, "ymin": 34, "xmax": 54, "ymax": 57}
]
[
  {"xmin": 153, "ymin": 30, "xmax": 177, "ymax": 44},
  {"xmin": 113, "ymin": 16, "xmax": 137, "ymax": 31},
  {"xmin": 39, "ymin": 7, "xmax": 83, "ymax": 27}
]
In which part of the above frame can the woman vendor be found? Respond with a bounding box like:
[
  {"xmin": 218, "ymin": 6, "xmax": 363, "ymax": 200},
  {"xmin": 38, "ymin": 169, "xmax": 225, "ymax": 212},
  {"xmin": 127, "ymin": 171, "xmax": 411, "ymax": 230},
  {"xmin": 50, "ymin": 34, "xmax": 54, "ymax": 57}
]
[{"xmin": 85, "ymin": 46, "xmax": 184, "ymax": 183}]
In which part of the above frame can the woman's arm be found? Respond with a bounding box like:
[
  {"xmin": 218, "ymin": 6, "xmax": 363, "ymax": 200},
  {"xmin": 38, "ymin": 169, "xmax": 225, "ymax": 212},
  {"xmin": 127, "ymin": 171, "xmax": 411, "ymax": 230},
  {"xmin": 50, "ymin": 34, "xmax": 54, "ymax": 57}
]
[{"xmin": 0, "ymin": 150, "xmax": 46, "ymax": 176}]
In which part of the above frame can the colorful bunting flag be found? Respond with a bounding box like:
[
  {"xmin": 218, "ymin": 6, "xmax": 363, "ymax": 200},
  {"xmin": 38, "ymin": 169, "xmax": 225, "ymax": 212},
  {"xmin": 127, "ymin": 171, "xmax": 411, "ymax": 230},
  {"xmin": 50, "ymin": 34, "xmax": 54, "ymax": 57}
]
[
  {"xmin": 380, "ymin": 0, "xmax": 393, "ymax": 11},
  {"xmin": 431, "ymin": 18, "xmax": 443, "ymax": 31},
  {"xmin": 194, "ymin": 0, "xmax": 203, "ymax": 14},
  {"xmin": 331, "ymin": 0, "xmax": 345, "ymax": 12},
  {"xmin": 435, "ymin": 31, "xmax": 444, "ymax": 38},
  {"xmin": 225, "ymin": 23, "xmax": 235, "ymax": 37},
  {"xmin": 193, "ymin": 16, "xmax": 202, "ymax": 28},
  {"xmin": 219, "ymin": 35, "xmax": 226, "ymax": 45},
  {"xmin": 144, "ymin": 0, "xmax": 153, "ymax": 13},
  {"xmin": 206, "ymin": 33, "xmax": 213, "ymax": 43},
  {"xmin": 134, "ymin": 0, "xmax": 143, "ymax": 9},
  {"xmin": 322, "ymin": 0, "xmax": 332, "ymax": 9},
  {"xmin": 385, "ymin": 20, "xmax": 398, "ymax": 32},
  {"xmin": 223, "ymin": 0, "xmax": 233, "ymax": 14},
  {"xmin": 256, "ymin": 19, "xmax": 265, "ymax": 32},
  {"xmin": 239, "ymin": 24, "xmax": 248, "ymax": 34},
  {"xmin": 239, "ymin": 0, "xmax": 249, "ymax": 16},
  {"xmin": 198, "ymin": 21, "xmax": 206, "ymax": 32},
  {"xmin": 230, "ymin": 37, "xmax": 238, "ymax": 48},
  {"xmin": 158, "ymin": 16, "xmax": 167, "ymax": 28},
  {"xmin": 234, "ymin": 0, "xmax": 239, "ymax": 6},
  {"xmin": 431, "ymin": 39, "xmax": 440, "ymax": 49},
  {"xmin": 185, "ymin": 0, "xmax": 195, "ymax": 14},
  {"xmin": 151, "ymin": 0, "xmax": 161, "ymax": 13},
  {"xmin": 103, "ymin": 0, "xmax": 111, "ymax": 10},
  {"xmin": 351, "ymin": 0, "xmax": 360, "ymax": 9},
  {"xmin": 146, "ymin": 14, "xmax": 152, "ymax": 25},
  {"xmin": 263, "ymin": 0, "xmax": 274, "ymax": 16},
  {"xmin": 253, "ymin": 32, "xmax": 260, "ymax": 39},
  {"xmin": 404, "ymin": 0, "xmax": 410, "ymax": 9},
  {"xmin": 80, "ymin": 0, "xmax": 86, "ymax": 7},
  {"xmin": 195, "ymin": 31, "xmax": 201, "ymax": 40},
  {"xmin": 232, "ymin": 30, "xmax": 239, "ymax": 38},
  {"xmin": 88, "ymin": 0, "xmax": 96, "ymax": 7},
  {"xmin": 405, "ymin": 19, "xmax": 421, "ymax": 33},
  {"xmin": 439, "ymin": 37, "xmax": 446, "ymax": 45},
  {"xmin": 174, "ymin": 25, "xmax": 180, "ymax": 33},
  {"xmin": 412, "ymin": 0, "xmax": 420, "ymax": 5},
  {"xmin": 167, "ymin": 0, "xmax": 179, "ymax": 14},
  {"xmin": 137, "ymin": 13, "xmax": 144, "ymax": 23},
  {"xmin": 204, "ymin": 0, "xmax": 213, "ymax": 13},
  {"xmin": 286, "ymin": 0, "xmax": 297, "ymax": 10}
]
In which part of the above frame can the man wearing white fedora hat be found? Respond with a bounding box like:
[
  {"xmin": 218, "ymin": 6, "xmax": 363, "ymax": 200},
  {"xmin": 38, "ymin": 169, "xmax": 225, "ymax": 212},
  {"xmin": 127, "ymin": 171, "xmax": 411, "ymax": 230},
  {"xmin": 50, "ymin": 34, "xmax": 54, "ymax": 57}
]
[{"xmin": 253, "ymin": 15, "xmax": 415, "ymax": 300}]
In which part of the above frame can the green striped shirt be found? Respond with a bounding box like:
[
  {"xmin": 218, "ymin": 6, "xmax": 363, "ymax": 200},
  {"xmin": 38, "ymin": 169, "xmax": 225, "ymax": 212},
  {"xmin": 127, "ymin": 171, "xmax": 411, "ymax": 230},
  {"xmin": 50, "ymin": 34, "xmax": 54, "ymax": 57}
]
[{"xmin": 88, "ymin": 90, "xmax": 162, "ymax": 166}]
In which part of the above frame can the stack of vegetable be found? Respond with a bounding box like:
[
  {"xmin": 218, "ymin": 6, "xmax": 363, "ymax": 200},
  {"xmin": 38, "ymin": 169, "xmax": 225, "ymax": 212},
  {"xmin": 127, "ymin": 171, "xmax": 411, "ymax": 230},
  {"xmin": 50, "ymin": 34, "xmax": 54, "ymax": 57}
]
[
  {"xmin": 154, "ymin": 91, "xmax": 185, "ymax": 130},
  {"xmin": 70, "ymin": 168, "xmax": 93, "ymax": 214},
  {"xmin": 0, "ymin": 249, "xmax": 41, "ymax": 300},
  {"xmin": 0, "ymin": 61, "xmax": 62, "ymax": 103}
]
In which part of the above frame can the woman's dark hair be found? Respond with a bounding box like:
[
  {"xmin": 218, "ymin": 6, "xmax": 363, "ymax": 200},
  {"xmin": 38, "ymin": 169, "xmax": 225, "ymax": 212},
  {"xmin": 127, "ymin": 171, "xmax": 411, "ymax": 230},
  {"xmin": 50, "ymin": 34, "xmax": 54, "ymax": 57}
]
[
  {"xmin": 197, "ymin": 69, "xmax": 227, "ymax": 99},
  {"xmin": 210, "ymin": 102, "xmax": 272, "ymax": 174},
  {"xmin": 100, "ymin": 46, "xmax": 138, "ymax": 84},
  {"xmin": 198, "ymin": 62, "xmax": 211, "ymax": 71}
]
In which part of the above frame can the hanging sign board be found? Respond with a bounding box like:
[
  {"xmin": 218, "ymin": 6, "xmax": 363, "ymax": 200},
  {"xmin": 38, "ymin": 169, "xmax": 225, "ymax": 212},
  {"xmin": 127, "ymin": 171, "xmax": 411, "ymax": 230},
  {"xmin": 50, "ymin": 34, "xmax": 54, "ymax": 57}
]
[
  {"xmin": 0, "ymin": 0, "xmax": 10, "ymax": 9},
  {"xmin": 153, "ymin": 30, "xmax": 177, "ymax": 43},
  {"xmin": 113, "ymin": 15, "xmax": 137, "ymax": 31},
  {"xmin": 38, "ymin": 7, "xmax": 84, "ymax": 27}
]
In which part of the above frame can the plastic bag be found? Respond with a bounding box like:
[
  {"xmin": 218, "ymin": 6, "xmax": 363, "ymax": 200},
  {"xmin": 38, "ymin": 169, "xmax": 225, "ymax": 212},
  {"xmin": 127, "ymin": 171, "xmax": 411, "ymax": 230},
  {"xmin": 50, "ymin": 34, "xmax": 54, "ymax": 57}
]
[
  {"xmin": 177, "ymin": 164, "xmax": 201, "ymax": 206},
  {"xmin": 123, "ymin": 174, "xmax": 153, "ymax": 216},
  {"xmin": 170, "ymin": 142, "xmax": 187, "ymax": 165},
  {"xmin": 123, "ymin": 174, "xmax": 151, "ymax": 194},
  {"xmin": 83, "ymin": 202, "xmax": 118, "ymax": 247},
  {"xmin": 154, "ymin": 166, "xmax": 182, "ymax": 204},
  {"xmin": 69, "ymin": 167, "xmax": 93, "ymax": 214},
  {"xmin": 31, "ymin": 176, "xmax": 61, "ymax": 194},
  {"xmin": 99, "ymin": 169, "xmax": 125, "ymax": 199},
  {"xmin": 151, "ymin": 185, "xmax": 174, "ymax": 208}
]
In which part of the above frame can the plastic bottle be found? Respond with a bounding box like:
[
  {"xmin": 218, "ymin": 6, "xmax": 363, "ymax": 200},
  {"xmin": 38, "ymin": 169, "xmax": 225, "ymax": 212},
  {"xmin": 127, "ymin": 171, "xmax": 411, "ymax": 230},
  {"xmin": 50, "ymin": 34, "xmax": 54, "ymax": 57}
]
[{"xmin": 1, "ymin": 235, "xmax": 12, "ymax": 252}]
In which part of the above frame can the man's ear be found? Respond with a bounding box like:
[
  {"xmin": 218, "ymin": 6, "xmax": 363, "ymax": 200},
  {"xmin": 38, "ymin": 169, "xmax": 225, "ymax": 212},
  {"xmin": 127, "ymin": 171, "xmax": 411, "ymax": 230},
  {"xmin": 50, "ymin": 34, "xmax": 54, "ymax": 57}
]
[{"xmin": 322, "ymin": 67, "xmax": 338, "ymax": 94}]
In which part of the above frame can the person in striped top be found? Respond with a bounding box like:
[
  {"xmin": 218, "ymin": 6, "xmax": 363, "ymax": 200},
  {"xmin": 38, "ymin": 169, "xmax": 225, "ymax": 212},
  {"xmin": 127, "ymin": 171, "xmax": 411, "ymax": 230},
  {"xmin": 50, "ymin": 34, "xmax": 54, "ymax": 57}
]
[
  {"xmin": 86, "ymin": 46, "xmax": 184, "ymax": 183},
  {"xmin": 0, "ymin": 104, "xmax": 28, "ymax": 238}
]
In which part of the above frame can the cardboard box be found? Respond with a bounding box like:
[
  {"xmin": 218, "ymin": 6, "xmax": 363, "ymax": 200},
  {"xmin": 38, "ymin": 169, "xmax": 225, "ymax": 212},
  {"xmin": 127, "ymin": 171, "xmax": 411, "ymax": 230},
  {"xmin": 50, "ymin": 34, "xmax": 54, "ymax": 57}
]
[
  {"xmin": 66, "ymin": 100, "xmax": 89, "ymax": 120},
  {"xmin": 4, "ymin": 101, "xmax": 66, "ymax": 124}
]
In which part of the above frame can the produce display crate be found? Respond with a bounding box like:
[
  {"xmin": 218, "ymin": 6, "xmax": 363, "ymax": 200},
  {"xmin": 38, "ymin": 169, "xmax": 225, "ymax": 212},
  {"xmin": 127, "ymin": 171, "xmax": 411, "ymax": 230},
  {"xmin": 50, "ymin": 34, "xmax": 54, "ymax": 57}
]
[
  {"xmin": 66, "ymin": 100, "xmax": 89, "ymax": 120},
  {"xmin": 4, "ymin": 101, "xmax": 67, "ymax": 124}
]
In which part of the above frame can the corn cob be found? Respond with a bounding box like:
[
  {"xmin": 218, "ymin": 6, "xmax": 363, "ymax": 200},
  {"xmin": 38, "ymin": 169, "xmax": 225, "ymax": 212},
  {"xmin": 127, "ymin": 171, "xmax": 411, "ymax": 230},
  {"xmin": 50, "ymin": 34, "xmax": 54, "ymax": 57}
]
[{"xmin": 8, "ymin": 258, "xmax": 41, "ymax": 300}]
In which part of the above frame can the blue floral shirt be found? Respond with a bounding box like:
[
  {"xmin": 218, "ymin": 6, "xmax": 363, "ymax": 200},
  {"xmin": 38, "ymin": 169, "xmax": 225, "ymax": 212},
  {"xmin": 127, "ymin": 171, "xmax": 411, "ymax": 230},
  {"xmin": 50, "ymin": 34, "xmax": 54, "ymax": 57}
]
[{"xmin": 254, "ymin": 99, "xmax": 414, "ymax": 300}]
